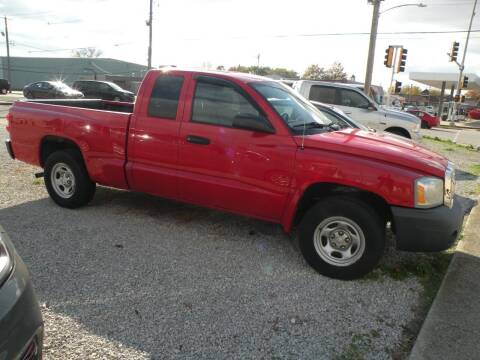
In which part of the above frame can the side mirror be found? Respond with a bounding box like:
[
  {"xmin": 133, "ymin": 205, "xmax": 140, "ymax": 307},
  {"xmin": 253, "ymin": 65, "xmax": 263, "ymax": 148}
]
[
  {"xmin": 232, "ymin": 113, "xmax": 275, "ymax": 133},
  {"xmin": 367, "ymin": 104, "xmax": 376, "ymax": 111}
]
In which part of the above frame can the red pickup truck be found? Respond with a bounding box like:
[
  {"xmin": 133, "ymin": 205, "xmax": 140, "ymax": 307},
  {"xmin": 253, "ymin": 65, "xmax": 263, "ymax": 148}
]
[{"xmin": 5, "ymin": 69, "xmax": 463, "ymax": 279}]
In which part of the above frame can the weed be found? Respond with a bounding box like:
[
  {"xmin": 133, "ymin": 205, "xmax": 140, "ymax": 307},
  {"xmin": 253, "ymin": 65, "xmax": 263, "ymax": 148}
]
[{"xmin": 469, "ymin": 164, "xmax": 480, "ymax": 176}]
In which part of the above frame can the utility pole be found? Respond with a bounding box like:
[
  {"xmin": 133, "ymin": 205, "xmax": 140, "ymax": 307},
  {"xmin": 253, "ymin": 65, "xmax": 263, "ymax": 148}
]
[
  {"xmin": 364, "ymin": 0, "xmax": 382, "ymax": 97},
  {"xmin": 450, "ymin": 0, "xmax": 477, "ymax": 124},
  {"xmin": 147, "ymin": 0, "xmax": 153, "ymax": 69},
  {"xmin": 4, "ymin": 16, "xmax": 11, "ymax": 88}
]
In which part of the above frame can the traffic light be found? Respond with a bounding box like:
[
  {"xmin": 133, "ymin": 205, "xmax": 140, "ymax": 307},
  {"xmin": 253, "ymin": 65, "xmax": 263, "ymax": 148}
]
[
  {"xmin": 462, "ymin": 75, "xmax": 469, "ymax": 88},
  {"xmin": 394, "ymin": 81, "xmax": 402, "ymax": 94},
  {"xmin": 384, "ymin": 46, "xmax": 394, "ymax": 68},
  {"xmin": 454, "ymin": 94, "xmax": 460, "ymax": 102},
  {"xmin": 396, "ymin": 48, "xmax": 408, "ymax": 73},
  {"xmin": 449, "ymin": 41, "xmax": 460, "ymax": 62},
  {"xmin": 461, "ymin": 95, "xmax": 466, "ymax": 103}
]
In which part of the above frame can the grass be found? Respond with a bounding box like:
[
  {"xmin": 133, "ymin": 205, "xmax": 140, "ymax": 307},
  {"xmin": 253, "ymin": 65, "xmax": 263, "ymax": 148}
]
[
  {"xmin": 335, "ymin": 330, "xmax": 381, "ymax": 360},
  {"xmin": 32, "ymin": 178, "xmax": 42, "ymax": 185},
  {"xmin": 468, "ymin": 184, "xmax": 480, "ymax": 195},
  {"xmin": 422, "ymin": 136, "xmax": 476, "ymax": 151},
  {"xmin": 469, "ymin": 164, "xmax": 480, "ymax": 176}
]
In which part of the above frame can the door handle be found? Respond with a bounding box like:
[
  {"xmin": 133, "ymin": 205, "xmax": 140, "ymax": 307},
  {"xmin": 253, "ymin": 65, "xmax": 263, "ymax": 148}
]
[
  {"xmin": 344, "ymin": 111, "xmax": 352, "ymax": 115},
  {"xmin": 186, "ymin": 135, "xmax": 210, "ymax": 145}
]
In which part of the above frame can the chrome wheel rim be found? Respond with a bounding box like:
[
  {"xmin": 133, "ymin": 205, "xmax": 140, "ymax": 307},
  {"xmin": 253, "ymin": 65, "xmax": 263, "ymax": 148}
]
[
  {"xmin": 51, "ymin": 163, "xmax": 76, "ymax": 199},
  {"xmin": 313, "ymin": 216, "xmax": 365, "ymax": 267}
]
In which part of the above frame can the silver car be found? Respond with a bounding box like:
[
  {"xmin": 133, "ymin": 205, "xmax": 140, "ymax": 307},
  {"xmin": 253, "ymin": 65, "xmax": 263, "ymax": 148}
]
[{"xmin": 293, "ymin": 80, "xmax": 421, "ymax": 140}]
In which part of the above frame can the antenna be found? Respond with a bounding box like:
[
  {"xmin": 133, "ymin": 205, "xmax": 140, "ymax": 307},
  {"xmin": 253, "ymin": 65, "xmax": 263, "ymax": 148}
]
[{"xmin": 301, "ymin": 117, "xmax": 306, "ymax": 150}]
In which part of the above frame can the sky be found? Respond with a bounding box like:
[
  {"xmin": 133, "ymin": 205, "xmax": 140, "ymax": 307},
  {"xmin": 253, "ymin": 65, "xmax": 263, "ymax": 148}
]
[{"xmin": 0, "ymin": 0, "xmax": 479, "ymax": 89}]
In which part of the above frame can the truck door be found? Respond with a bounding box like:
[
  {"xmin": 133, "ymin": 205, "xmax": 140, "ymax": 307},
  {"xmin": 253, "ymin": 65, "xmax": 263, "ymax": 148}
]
[
  {"xmin": 126, "ymin": 73, "xmax": 188, "ymax": 199},
  {"xmin": 177, "ymin": 76, "xmax": 296, "ymax": 222},
  {"xmin": 336, "ymin": 88, "xmax": 381, "ymax": 130}
]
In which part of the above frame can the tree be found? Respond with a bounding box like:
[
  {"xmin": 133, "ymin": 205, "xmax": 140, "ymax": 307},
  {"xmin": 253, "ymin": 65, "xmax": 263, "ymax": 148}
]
[
  {"xmin": 228, "ymin": 65, "xmax": 298, "ymax": 78},
  {"xmin": 270, "ymin": 67, "xmax": 298, "ymax": 79},
  {"xmin": 324, "ymin": 62, "xmax": 347, "ymax": 81},
  {"xmin": 72, "ymin": 47, "xmax": 103, "ymax": 58},
  {"xmin": 466, "ymin": 90, "xmax": 480, "ymax": 101},
  {"xmin": 302, "ymin": 64, "xmax": 326, "ymax": 80},
  {"xmin": 216, "ymin": 65, "xmax": 225, "ymax": 71}
]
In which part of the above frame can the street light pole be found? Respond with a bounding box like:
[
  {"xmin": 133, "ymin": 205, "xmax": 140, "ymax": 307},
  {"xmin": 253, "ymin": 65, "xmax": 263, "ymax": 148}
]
[
  {"xmin": 3, "ymin": 16, "xmax": 11, "ymax": 88},
  {"xmin": 364, "ymin": 1, "xmax": 426, "ymax": 96},
  {"xmin": 364, "ymin": 0, "xmax": 382, "ymax": 97},
  {"xmin": 450, "ymin": 0, "xmax": 477, "ymax": 124},
  {"xmin": 147, "ymin": 0, "xmax": 153, "ymax": 69}
]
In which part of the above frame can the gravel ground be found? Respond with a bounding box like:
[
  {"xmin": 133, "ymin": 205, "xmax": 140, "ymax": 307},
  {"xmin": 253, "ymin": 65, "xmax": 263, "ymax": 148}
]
[{"xmin": 0, "ymin": 111, "xmax": 478, "ymax": 359}]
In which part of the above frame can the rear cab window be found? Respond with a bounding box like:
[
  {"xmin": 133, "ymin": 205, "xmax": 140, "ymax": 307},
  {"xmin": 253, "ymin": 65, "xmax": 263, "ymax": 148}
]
[
  {"xmin": 309, "ymin": 85, "xmax": 336, "ymax": 104},
  {"xmin": 148, "ymin": 75, "xmax": 184, "ymax": 119}
]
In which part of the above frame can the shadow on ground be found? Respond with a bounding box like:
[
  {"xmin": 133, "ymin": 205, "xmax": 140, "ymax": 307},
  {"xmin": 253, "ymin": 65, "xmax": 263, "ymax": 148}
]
[{"xmin": 0, "ymin": 187, "xmax": 440, "ymax": 359}]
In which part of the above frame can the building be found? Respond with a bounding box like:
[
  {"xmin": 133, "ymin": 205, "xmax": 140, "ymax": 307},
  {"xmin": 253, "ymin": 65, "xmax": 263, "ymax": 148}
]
[{"xmin": 0, "ymin": 56, "xmax": 148, "ymax": 90}]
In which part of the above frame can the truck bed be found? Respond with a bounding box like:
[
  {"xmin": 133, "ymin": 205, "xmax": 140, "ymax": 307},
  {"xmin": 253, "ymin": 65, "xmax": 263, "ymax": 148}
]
[
  {"xmin": 23, "ymin": 99, "xmax": 134, "ymax": 113},
  {"xmin": 7, "ymin": 100, "xmax": 132, "ymax": 189}
]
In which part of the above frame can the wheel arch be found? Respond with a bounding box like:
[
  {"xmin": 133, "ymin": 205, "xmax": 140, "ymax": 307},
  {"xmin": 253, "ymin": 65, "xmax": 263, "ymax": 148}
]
[
  {"xmin": 39, "ymin": 135, "xmax": 85, "ymax": 168},
  {"xmin": 384, "ymin": 126, "xmax": 411, "ymax": 138},
  {"xmin": 290, "ymin": 182, "xmax": 392, "ymax": 231}
]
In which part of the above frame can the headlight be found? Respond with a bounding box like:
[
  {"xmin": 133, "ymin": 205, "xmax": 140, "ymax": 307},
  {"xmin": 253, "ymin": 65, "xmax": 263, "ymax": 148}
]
[
  {"xmin": 0, "ymin": 234, "xmax": 13, "ymax": 286},
  {"xmin": 414, "ymin": 177, "xmax": 444, "ymax": 208},
  {"xmin": 444, "ymin": 162, "xmax": 456, "ymax": 208}
]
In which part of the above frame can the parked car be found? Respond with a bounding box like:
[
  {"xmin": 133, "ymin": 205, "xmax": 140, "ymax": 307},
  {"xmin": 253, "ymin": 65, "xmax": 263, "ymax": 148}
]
[
  {"xmin": 311, "ymin": 101, "xmax": 369, "ymax": 131},
  {"xmin": 5, "ymin": 69, "xmax": 463, "ymax": 280},
  {"xmin": 293, "ymin": 80, "xmax": 421, "ymax": 139},
  {"xmin": 468, "ymin": 108, "xmax": 480, "ymax": 120},
  {"xmin": 407, "ymin": 109, "xmax": 440, "ymax": 129},
  {"xmin": 0, "ymin": 79, "xmax": 10, "ymax": 94},
  {"xmin": 0, "ymin": 226, "xmax": 43, "ymax": 359},
  {"xmin": 23, "ymin": 81, "xmax": 83, "ymax": 99},
  {"xmin": 72, "ymin": 80, "xmax": 135, "ymax": 102}
]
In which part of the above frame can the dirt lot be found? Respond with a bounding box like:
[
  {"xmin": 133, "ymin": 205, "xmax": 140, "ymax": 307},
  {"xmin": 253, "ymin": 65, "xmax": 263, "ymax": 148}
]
[{"xmin": 1, "ymin": 112, "xmax": 478, "ymax": 359}]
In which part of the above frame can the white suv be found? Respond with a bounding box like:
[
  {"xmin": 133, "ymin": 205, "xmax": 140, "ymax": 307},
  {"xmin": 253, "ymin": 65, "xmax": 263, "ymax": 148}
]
[{"xmin": 293, "ymin": 80, "xmax": 420, "ymax": 139}]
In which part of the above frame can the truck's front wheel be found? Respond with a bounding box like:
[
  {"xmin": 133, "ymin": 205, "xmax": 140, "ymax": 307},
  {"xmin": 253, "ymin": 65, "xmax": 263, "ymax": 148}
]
[
  {"xmin": 44, "ymin": 150, "xmax": 96, "ymax": 208},
  {"xmin": 299, "ymin": 197, "xmax": 385, "ymax": 280}
]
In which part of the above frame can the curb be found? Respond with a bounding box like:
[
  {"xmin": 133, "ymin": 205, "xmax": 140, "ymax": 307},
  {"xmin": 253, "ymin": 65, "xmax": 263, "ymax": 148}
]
[
  {"xmin": 439, "ymin": 125, "xmax": 480, "ymax": 131},
  {"xmin": 410, "ymin": 199, "xmax": 480, "ymax": 360},
  {"xmin": 0, "ymin": 102, "xmax": 13, "ymax": 106}
]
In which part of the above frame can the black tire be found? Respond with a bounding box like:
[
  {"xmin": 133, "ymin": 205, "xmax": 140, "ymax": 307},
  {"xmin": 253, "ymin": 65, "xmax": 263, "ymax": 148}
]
[
  {"xmin": 421, "ymin": 120, "xmax": 430, "ymax": 129},
  {"xmin": 385, "ymin": 128, "xmax": 410, "ymax": 138},
  {"xmin": 298, "ymin": 197, "xmax": 385, "ymax": 280},
  {"xmin": 24, "ymin": 91, "xmax": 33, "ymax": 99},
  {"xmin": 44, "ymin": 149, "xmax": 96, "ymax": 208}
]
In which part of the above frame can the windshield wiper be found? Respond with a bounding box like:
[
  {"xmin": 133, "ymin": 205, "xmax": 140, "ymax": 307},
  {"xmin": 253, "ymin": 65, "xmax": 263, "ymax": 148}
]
[{"xmin": 292, "ymin": 122, "xmax": 327, "ymax": 129}]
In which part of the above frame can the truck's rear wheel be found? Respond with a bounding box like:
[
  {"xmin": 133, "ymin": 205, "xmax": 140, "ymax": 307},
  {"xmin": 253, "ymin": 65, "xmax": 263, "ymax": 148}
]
[
  {"xmin": 299, "ymin": 197, "xmax": 385, "ymax": 280},
  {"xmin": 44, "ymin": 150, "xmax": 96, "ymax": 208}
]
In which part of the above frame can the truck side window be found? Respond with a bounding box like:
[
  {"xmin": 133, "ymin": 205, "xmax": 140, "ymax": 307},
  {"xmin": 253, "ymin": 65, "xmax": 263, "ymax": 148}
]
[
  {"xmin": 192, "ymin": 81, "xmax": 260, "ymax": 127},
  {"xmin": 339, "ymin": 89, "xmax": 370, "ymax": 109},
  {"xmin": 148, "ymin": 75, "xmax": 184, "ymax": 119},
  {"xmin": 309, "ymin": 85, "xmax": 336, "ymax": 104}
]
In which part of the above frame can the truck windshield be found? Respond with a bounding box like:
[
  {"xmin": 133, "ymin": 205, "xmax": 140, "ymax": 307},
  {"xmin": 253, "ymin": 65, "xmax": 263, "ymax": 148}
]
[{"xmin": 250, "ymin": 81, "xmax": 334, "ymax": 131}]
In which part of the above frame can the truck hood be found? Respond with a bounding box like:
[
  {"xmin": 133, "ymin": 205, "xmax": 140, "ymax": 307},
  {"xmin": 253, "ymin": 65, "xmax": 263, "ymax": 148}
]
[
  {"xmin": 296, "ymin": 128, "xmax": 448, "ymax": 177},
  {"xmin": 379, "ymin": 107, "xmax": 421, "ymax": 125}
]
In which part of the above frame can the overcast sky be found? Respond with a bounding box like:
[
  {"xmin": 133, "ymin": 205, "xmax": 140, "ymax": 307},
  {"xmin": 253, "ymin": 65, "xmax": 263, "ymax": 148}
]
[{"xmin": 0, "ymin": 0, "xmax": 479, "ymax": 88}]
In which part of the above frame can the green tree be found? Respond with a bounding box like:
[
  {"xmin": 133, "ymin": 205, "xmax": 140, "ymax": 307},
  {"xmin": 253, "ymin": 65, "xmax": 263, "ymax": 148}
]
[
  {"xmin": 216, "ymin": 65, "xmax": 225, "ymax": 71},
  {"xmin": 324, "ymin": 62, "xmax": 347, "ymax": 80},
  {"xmin": 228, "ymin": 65, "xmax": 298, "ymax": 78},
  {"xmin": 302, "ymin": 64, "xmax": 326, "ymax": 80}
]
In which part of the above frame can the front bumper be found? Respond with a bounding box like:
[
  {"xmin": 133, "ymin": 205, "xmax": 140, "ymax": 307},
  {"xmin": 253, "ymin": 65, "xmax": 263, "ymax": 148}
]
[
  {"xmin": 392, "ymin": 196, "xmax": 464, "ymax": 252},
  {"xmin": 0, "ymin": 227, "xmax": 43, "ymax": 360}
]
